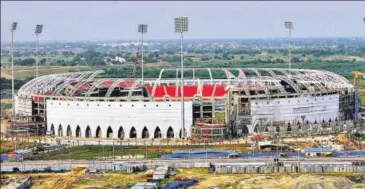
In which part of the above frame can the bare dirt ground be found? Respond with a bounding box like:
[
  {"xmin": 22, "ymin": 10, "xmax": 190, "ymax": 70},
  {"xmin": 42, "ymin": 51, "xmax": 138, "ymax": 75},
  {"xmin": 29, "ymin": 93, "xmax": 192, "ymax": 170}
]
[
  {"xmin": 173, "ymin": 168, "xmax": 365, "ymax": 189},
  {"xmin": 1, "ymin": 66, "xmax": 90, "ymax": 80},
  {"xmin": 3, "ymin": 169, "xmax": 364, "ymax": 189},
  {"xmin": 231, "ymin": 174, "xmax": 364, "ymax": 189},
  {"xmin": 0, "ymin": 99, "xmax": 12, "ymax": 104},
  {"xmin": 72, "ymin": 171, "xmax": 146, "ymax": 189},
  {"xmin": 23, "ymin": 166, "xmax": 86, "ymax": 189},
  {"xmin": 0, "ymin": 72, "xmax": 12, "ymax": 79}
]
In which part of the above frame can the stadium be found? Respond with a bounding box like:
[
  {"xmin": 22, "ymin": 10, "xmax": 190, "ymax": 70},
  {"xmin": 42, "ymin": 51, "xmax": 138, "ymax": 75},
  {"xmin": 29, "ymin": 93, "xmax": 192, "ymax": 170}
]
[{"xmin": 12, "ymin": 68, "xmax": 356, "ymax": 140}]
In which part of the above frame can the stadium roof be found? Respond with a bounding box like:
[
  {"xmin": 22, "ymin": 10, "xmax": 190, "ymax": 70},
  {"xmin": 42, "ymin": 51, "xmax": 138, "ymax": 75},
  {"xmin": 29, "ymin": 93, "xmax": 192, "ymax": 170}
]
[{"xmin": 17, "ymin": 68, "xmax": 353, "ymax": 98}]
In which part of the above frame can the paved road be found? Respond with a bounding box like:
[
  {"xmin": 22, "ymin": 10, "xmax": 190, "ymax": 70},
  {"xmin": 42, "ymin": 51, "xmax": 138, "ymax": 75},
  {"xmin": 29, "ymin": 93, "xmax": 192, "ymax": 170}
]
[{"xmin": 2, "ymin": 156, "xmax": 365, "ymax": 166}]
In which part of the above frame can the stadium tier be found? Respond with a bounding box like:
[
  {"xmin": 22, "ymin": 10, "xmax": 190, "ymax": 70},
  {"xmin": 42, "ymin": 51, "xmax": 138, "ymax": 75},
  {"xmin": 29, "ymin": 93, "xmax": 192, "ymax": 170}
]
[{"xmin": 13, "ymin": 68, "xmax": 356, "ymax": 139}]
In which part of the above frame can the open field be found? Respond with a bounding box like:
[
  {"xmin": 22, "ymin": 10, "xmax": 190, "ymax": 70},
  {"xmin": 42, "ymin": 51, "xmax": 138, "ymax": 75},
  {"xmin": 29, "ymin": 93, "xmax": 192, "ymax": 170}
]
[
  {"xmin": 162, "ymin": 168, "xmax": 365, "ymax": 189},
  {"xmin": 73, "ymin": 170, "xmax": 146, "ymax": 189},
  {"xmin": 2, "ymin": 166, "xmax": 86, "ymax": 189},
  {"xmin": 28, "ymin": 143, "xmax": 250, "ymax": 160},
  {"xmin": 3, "ymin": 168, "xmax": 363, "ymax": 189},
  {"xmin": 0, "ymin": 98, "xmax": 11, "ymax": 104},
  {"xmin": 1, "ymin": 65, "xmax": 90, "ymax": 80}
]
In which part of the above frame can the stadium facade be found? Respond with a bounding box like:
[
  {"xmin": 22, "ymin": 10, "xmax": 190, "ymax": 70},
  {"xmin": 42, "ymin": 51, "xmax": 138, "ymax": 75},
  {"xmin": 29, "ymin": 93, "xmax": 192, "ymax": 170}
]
[{"xmin": 14, "ymin": 68, "xmax": 356, "ymax": 139}]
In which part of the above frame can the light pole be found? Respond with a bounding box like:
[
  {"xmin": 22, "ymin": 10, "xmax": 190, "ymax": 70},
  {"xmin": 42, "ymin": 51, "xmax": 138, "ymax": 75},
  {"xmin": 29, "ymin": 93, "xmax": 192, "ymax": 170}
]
[
  {"xmin": 10, "ymin": 22, "xmax": 18, "ymax": 119},
  {"xmin": 138, "ymin": 24, "xmax": 147, "ymax": 84},
  {"xmin": 34, "ymin": 24, "xmax": 43, "ymax": 78},
  {"xmin": 175, "ymin": 17, "xmax": 188, "ymax": 139},
  {"xmin": 284, "ymin": 21, "xmax": 293, "ymax": 79}
]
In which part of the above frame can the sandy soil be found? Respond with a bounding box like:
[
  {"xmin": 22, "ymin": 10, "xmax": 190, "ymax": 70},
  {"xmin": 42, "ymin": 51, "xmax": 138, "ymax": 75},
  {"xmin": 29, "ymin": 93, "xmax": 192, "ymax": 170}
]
[{"xmin": 174, "ymin": 168, "xmax": 364, "ymax": 189}]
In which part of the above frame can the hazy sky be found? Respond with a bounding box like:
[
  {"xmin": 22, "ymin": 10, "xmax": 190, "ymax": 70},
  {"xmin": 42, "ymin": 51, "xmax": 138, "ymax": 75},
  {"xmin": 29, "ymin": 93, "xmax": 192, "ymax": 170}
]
[{"xmin": 1, "ymin": 1, "xmax": 365, "ymax": 42}]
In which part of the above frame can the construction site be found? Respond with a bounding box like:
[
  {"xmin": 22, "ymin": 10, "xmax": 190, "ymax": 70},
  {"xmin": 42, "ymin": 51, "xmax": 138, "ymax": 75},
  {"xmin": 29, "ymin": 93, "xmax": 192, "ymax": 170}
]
[{"xmin": 3, "ymin": 68, "xmax": 360, "ymax": 141}]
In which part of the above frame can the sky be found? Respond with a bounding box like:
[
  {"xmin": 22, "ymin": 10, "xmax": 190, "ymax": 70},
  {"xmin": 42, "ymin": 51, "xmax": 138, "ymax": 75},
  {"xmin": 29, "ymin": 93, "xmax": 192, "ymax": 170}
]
[{"xmin": 1, "ymin": 1, "xmax": 365, "ymax": 42}]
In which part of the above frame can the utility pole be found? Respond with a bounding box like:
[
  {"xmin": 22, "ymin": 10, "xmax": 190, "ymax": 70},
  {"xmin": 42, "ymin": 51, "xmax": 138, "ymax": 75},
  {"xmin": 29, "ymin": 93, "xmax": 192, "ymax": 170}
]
[
  {"xmin": 175, "ymin": 17, "xmax": 188, "ymax": 139},
  {"xmin": 10, "ymin": 22, "xmax": 18, "ymax": 120}
]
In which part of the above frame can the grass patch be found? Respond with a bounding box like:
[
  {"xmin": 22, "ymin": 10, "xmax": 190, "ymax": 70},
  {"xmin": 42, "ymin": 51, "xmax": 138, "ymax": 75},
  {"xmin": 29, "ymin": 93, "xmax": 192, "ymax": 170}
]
[
  {"xmin": 28, "ymin": 145, "xmax": 167, "ymax": 160},
  {"xmin": 28, "ymin": 143, "xmax": 250, "ymax": 160}
]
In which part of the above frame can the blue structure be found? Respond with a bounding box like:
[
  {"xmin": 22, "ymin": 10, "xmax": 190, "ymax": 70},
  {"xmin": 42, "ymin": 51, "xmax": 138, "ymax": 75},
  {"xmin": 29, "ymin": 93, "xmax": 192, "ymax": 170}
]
[
  {"xmin": 0, "ymin": 154, "xmax": 8, "ymax": 162},
  {"xmin": 302, "ymin": 148, "xmax": 333, "ymax": 153},
  {"xmin": 164, "ymin": 178, "xmax": 198, "ymax": 189}
]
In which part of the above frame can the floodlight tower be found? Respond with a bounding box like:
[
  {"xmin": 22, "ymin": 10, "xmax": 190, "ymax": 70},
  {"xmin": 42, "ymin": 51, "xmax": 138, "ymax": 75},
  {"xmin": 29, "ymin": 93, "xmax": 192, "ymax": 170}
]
[
  {"xmin": 10, "ymin": 22, "xmax": 18, "ymax": 119},
  {"xmin": 175, "ymin": 17, "xmax": 188, "ymax": 139},
  {"xmin": 34, "ymin": 24, "xmax": 43, "ymax": 78},
  {"xmin": 138, "ymin": 24, "xmax": 147, "ymax": 84},
  {"xmin": 284, "ymin": 21, "xmax": 293, "ymax": 79}
]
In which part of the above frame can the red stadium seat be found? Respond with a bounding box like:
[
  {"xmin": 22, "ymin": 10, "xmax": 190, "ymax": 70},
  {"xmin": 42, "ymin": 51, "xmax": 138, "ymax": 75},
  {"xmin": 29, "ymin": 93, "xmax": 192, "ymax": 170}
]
[{"xmin": 202, "ymin": 85, "xmax": 215, "ymax": 97}]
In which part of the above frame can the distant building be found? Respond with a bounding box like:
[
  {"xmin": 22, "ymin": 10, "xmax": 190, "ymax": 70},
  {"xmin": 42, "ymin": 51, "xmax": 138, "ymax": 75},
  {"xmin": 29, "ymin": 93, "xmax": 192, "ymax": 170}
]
[
  {"xmin": 261, "ymin": 51, "xmax": 268, "ymax": 56},
  {"xmin": 104, "ymin": 57, "xmax": 112, "ymax": 65},
  {"xmin": 115, "ymin": 56, "xmax": 126, "ymax": 63}
]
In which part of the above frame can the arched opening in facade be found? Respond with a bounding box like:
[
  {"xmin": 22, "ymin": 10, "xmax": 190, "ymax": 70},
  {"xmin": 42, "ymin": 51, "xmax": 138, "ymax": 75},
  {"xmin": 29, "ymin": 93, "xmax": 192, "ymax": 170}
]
[
  {"xmin": 118, "ymin": 127, "xmax": 125, "ymax": 140},
  {"xmin": 264, "ymin": 126, "xmax": 269, "ymax": 132},
  {"xmin": 76, "ymin": 126, "xmax": 81, "ymax": 137},
  {"xmin": 154, "ymin": 127, "xmax": 162, "ymax": 138},
  {"xmin": 179, "ymin": 129, "xmax": 182, "ymax": 138},
  {"xmin": 276, "ymin": 126, "xmax": 280, "ymax": 133},
  {"xmin": 58, "ymin": 124, "xmax": 63, "ymax": 136},
  {"xmin": 50, "ymin": 124, "xmax": 55, "ymax": 136},
  {"xmin": 67, "ymin": 125, "xmax": 72, "ymax": 137},
  {"xmin": 107, "ymin": 126, "xmax": 113, "ymax": 138},
  {"xmin": 85, "ymin": 126, "xmax": 91, "ymax": 138},
  {"xmin": 130, "ymin": 127, "xmax": 137, "ymax": 138},
  {"xmin": 254, "ymin": 124, "xmax": 258, "ymax": 133},
  {"xmin": 166, "ymin": 127, "xmax": 174, "ymax": 138},
  {"xmin": 96, "ymin": 126, "xmax": 102, "ymax": 138},
  {"xmin": 142, "ymin": 127, "xmax": 149, "ymax": 139},
  {"xmin": 287, "ymin": 123, "xmax": 291, "ymax": 132}
]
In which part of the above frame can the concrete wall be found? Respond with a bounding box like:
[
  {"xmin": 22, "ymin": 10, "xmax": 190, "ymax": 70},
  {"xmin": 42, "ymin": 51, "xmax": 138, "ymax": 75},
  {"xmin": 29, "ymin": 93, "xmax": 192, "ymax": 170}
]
[
  {"xmin": 250, "ymin": 94, "xmax": 339, "ymax": 133},
  {"xmin": 46, "ymin": 100, "xmax": 193, "ymax": 139}
]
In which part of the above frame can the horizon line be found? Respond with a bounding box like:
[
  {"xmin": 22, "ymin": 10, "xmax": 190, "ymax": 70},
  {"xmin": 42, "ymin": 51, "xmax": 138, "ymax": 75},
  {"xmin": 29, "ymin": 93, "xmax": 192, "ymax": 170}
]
[{"xmin": 1, "ymin": 36, "xmax": 365, "ymax": 44}]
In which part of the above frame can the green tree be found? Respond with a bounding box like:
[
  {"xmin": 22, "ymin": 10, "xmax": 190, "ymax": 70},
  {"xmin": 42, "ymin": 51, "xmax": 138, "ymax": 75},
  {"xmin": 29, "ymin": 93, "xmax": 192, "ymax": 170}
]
[{"xmin": 40, "ymin": 58, "xmax": 47, "ymax": 65}]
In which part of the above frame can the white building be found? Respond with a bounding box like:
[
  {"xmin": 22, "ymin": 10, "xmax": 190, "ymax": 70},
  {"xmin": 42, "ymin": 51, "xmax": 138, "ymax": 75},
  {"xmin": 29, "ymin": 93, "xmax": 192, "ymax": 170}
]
[{"xmin": 46, "ymin": 101, "xmax": 192, "ymax": 139}]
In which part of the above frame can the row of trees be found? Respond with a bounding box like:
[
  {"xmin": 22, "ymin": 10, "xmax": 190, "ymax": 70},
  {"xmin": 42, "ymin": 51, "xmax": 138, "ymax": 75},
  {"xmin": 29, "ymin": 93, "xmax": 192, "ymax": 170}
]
[
  {"xmin": 187, "ymin": 46, "xmax": 365, "ymax": 58},
  {"xmin": 0, "ymin": 77, "xmax": 33, "ymax": 90}
]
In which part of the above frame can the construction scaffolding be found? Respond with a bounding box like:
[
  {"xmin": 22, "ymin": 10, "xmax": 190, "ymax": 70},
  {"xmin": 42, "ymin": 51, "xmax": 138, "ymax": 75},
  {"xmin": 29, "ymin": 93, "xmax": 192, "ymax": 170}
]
[
  {"xmin": 191, "ymin": 118, "xmax": 228, "ymax": 140},
  {"xmin": 6, "ymin": 119, "xmax": 45, "ymax": 138}
]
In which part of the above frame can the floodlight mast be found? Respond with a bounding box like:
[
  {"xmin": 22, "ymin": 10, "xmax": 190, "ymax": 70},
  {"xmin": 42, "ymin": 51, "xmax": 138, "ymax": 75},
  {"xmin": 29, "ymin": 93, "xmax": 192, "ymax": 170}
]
[
  {"xmin": 10, "ymin": 22, "xmax": 18, "ymax": 119},
  {"xmin": 35, "ymin": 24, "xmax": 43, "ymax": 78},
  {"xmin": 138, "ymin": 24, "xmax": 147, "ymax": 84},
  {"xmin": 175, "ymin": 17, "xmax": 188, "ymax": 139},
  {"xmin": 284, "ymin": 21, "xmax": 293, "ymax": 80}
]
